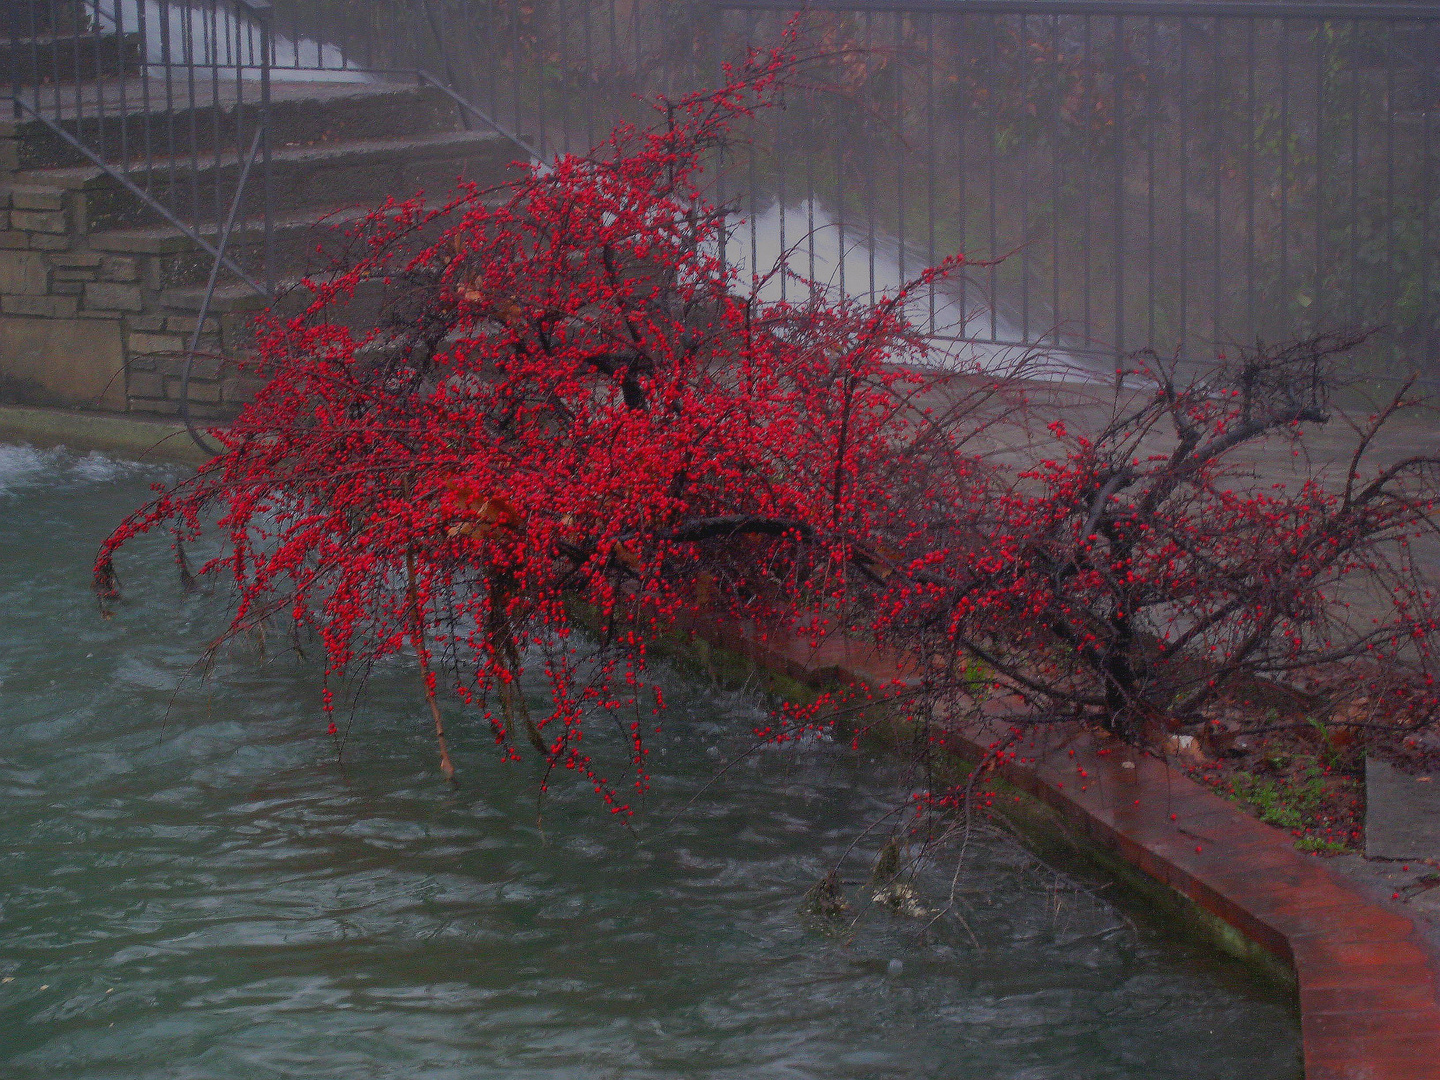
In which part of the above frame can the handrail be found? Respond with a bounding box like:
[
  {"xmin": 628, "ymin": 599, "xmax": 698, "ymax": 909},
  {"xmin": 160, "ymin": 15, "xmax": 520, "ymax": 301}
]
[
  {"xmin": 179, "ymin": 128, "xmax": 267, "ymax": 455},
  {"xmin": 720, "ymin": 0, "xmax": 1440, "ymax": 17},
  {"xmin": 415, "ymin": 70, "xmax": 539, "ymax": 162},
  {"xmin": 9, "ymin": 96, "xmax": 271, "ymax": 298}
]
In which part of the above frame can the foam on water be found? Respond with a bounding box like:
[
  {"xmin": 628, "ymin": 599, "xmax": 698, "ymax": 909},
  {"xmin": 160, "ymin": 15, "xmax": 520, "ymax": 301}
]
[
  {"xmin": 724, "ymin": 199, "xmax": 1105, "ymax": 381},
  {"xmin": 0, "ymin": 444, "xmax": 160, "ymax": 497}
]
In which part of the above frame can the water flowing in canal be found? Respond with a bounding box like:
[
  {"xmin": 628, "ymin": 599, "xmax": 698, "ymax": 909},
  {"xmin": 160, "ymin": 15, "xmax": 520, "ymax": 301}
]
[{"xmin": 0, "ymin": 443, "xmax": 1300, "ymax": 1079}]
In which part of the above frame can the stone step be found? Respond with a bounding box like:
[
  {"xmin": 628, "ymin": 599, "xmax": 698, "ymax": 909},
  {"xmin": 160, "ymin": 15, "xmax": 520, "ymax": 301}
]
[
  {"xmin": 12, "ymin": 79, "xmax": 467, "ymax": 172},
  {"xmin": 1366, "ymin": 757, "xmax": 1440, "ymax": 861},
  {"xmin": 89, "ymin": 187, "xmax": 504, "ymax": 290},
  {"xmin": 147, "ymin": 273, "xmax": 393, "ymax": 365},
  {"xmin": 19, "ymin": 128, "xmax": 520, "ymax": 231},
  {"xmin": 2, "ymin": 31, "xmax": 142, "ymax": 83},
  {"xmin": 93, "ymin": 207, "xmax": 373, "ymax": 291},
  {"xmin": 153, "ymin": 271, "xmax": 489, "ymax": 365},
  {"xmin": 161, "ymin": 272, "xmax": 391, "ymax": 324}
]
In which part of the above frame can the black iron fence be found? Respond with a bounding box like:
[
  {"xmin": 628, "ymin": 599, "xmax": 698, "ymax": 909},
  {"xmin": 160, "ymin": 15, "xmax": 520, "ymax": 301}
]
[
  {"xmin": 7, "ymin": 0, "xmax": 1438, "ymax": 377},
  {"xmin": 8, "ymin": 0, "xmax": 277, "ymax": 293},
  {"xmin": 717, "ymin": 1, "xmax": 1440, "ymax": 377}
]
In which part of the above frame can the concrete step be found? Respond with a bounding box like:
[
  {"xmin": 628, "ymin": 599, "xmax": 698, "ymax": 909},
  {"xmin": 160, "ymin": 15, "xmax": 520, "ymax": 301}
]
[
  {"xmin": 1366, "ymin": 757, "xmax": 1440, "ymax": 861},
  {"xmin": 162, "ymin": 272, "xmax": 393, "ymax": 320},
  {"xmin": 13, "ymin": 79, "xmax": 466, "ymax": 171},
  {"xmin": 20, "ymin": 129, "xmax": 520, "ymax": 231},
  {"xmin": 2, "ymin": 31, "xmax": 142, "ymax": 83},
  {"xmin": 89, "ymin": 205, "xmax": 372, "ymax": 289},
  {"xmin": 153, "ymin": 273, "xmax": 394, "ymax": 357},
  {"xmin": 90, "ymin": 185, "xmax": 504, "ymax": 290}
]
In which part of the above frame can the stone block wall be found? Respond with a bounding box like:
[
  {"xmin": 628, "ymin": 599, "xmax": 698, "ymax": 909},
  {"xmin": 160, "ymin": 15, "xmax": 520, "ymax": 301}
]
[{"xmin": 0, "ymin": 133, "xmax": 260, "ymax": 418}]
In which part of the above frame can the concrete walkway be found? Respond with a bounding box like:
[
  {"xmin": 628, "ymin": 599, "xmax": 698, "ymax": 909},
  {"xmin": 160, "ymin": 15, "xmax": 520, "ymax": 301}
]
[{"xmin": 1324, "ymin": 752, "xmax": 1440, "ymax": 961}]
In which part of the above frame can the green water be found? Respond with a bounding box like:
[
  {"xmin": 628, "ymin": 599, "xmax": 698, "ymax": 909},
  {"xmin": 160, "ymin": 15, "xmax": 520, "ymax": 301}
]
[{"xmin": 0, "ymin": 443, "xmax": 1301, "ymax": 1079}]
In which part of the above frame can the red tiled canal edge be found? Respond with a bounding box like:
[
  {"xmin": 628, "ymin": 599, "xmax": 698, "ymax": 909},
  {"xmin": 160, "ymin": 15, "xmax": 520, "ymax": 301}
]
[{"xmin": 684, "ymin": 616, "xmax": 1440, "ymax": 1080}]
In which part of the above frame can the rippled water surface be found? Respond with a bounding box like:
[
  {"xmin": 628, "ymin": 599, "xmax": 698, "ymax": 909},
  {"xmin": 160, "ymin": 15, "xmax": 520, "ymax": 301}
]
[{"xmin": 0, "ymin": 443, "xmax": 1301, "ymax": 1079}]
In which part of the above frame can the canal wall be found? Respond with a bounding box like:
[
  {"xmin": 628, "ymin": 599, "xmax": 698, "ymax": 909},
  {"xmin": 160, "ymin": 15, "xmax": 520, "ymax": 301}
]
[{"xmin": 661, "ymin": 613, "xmax": 1440, "ymax": 1080}]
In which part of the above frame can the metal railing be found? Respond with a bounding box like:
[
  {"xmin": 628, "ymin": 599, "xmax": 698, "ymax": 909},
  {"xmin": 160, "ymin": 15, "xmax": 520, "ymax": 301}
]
[
  {"xmin": 6, "ymin": 0, "xmax": 1437, "ymax": 378},
  {"xmin": 7, "ymin": 0, "xmax": 276, "ymax": 294},
  {"xmin": 244, "ymin": 0, "xmax": 1439, "ymax": 377},
  {"xmin": 716, "ymin": 0, "xmax": 1440, "ymax": 377}
]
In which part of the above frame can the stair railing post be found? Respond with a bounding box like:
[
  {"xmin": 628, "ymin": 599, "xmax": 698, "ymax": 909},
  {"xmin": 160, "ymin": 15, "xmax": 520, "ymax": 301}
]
[
  {"xmin": 8, "ymin": 1, "xmax": 22, "ymax": 121},
  {"xmin": 247, "ymin": 0, "xmax": 275, "ymax": 294}
]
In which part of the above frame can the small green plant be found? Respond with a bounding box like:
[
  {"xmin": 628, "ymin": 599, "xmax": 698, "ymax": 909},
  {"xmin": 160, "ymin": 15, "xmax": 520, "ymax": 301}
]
[
  {"xmin": 961, "ymin": 659, "xmax": 992, "ymax": 698},
  {"xmin": 1262, "ymin": 750, "xmax": 1292, "ymax": 772},
  {"xmin": 1226, "ymin": 756, "xmax": 1355, "ymax": 852},
  {"xmin": 1295, "ymin": 835, "xmax": 1350, "ymax": 855},
  {"xmin": 1227, "ymin": 763, "xmax": 1328, "ymax": 831}
]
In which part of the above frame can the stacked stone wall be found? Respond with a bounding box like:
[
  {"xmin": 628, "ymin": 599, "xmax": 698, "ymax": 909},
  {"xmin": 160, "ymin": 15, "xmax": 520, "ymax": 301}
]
[{"xmin": 0, "ymin": 153, "xmax": 258, "ymax": 417}]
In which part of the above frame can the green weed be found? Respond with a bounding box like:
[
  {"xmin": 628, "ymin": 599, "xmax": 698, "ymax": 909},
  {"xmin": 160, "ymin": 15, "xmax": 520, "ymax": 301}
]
[{"xmin": 1226, "ymin": 763, "xmax": 1328, "ymax": 833}]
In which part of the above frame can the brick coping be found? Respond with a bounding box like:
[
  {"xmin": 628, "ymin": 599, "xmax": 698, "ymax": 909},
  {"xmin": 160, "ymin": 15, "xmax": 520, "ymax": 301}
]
[{"xmin": 687, "ymin": 616, "xmax": 1440, "ymax": 1080}]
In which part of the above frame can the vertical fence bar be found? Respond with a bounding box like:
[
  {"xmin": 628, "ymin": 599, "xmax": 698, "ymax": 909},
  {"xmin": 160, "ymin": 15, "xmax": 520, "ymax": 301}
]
[
  {"xmin": 1019, "ymin": 12, "xmax": 1029, "ymax": 342},
  {"xmin": 864, "ymin": 11, "xmax": 876, "ymax": 303},
  {"xmin": 894, "ymin": 11, "xmax": 905, "ymax": 293},
  {"xmin": 1383, "ymin": 19, "xmax": 1396, "ymax": 346},
  {"xmin": 1423, "ymin": 21, "xmax": 1435, "ymax": 366},
  {"xmin": 805, "ymin": 79, "xmax": 815, "ymax": 301},
  {"xmin": 232, "ymin": 0, "xmax": 245, "ymax": 243},
  {"xmin": 536, "ymin": 0, "xmax": 548, "ymax": 158},
  {"xmin": 1081, "ymin": 13, "xmax": 1092, "ymax": 346},
  {"xmin": 925, "ymin": 9, "xmax": 936, "ymax": 332},
  {"xmin": 1178, "ymin": 18, "xmax": 1189, "ymax": 353},
  {"xmin": 209, "ymin": 0, "xmax": 223, "ymax": 238},
  {"xmin": 1279, "ymin": 16, "xmax": 1290, "ymax": 338},
  {"xmin": 559, "ymin": 0, "xmax": 571, "ymax": 154},
  {"xmin": 510, "ymin": 3, "xmax": 522, "ymax": 152},
  {"xmin": 712, "ymin": 3, "xmax": 726, "ymax": 279},
  {"xmin": 1349, "ymin": 17, "xmax": 1360, "ymax": 327},
  {"xmin": 957, "ymin": 10, "xmax": 967, "ymax": 335},
  {"xmin": 1050, "ymin": 14, "xmax": 1061, "ymax": 347},
  {"xmin": 160, "ymin": 0, "xmax": 176, "ymax": 219},
  {"xmin": 48, "ymin": 0, "xmax": 60, "ymax": 125},
  {"xmin": 1213, "ymin": 18, "xmax": 1223, "ymax": 350},
  {"xmin": 1145, "ymin": 14, "xmax": 1156, "ymax": 348},
  {"xmin": 834, "ymin": 27, "xmax": 845, "ymax": 300},
  {"xmin": 116, "ymin": 0, "xmax": 132, "ymax": 171},
  {"xmin": 258, "ymin": 0, "xmax": 273, "ymax": 292},
  {"xmin": 745, "ymin": 12, "xmax": 758, "ymax": 283},
  {"xmin": 1112, "ymin": 14, "xmax": 1125, "ymax": 355},
  {"xmin": 1243, "ymin": 19, "xmax": 1255, "ymax": 341},
  {"xmin": 1313, "ymin": 17, "xmax": 1325, "ymax": 338},
  {"xmin": 91, "ymin": 0, "xmax": 107, "ymax": 159},
  {"xmin": 777, "ymin": 47, "xmax": 787, "ymax": 304},
  {"xmin": 484, "ymin": 0, "xmax": 498, "ymax": 123},
  {"xmin": 69, "ymin": 0, "xmax": 81, "ymax": 128},
  {"xmin": 581, "ymin": 0, "xmax": 594, "ymax": 148},
  {"xmin": 11, "ymin": 1, "xmax": 25, "ymax": 122},
  {"xmin": 139, "ymin": 0, "xmax": 155, "ymax": 188},
  {"xmin": 183, "ymin": 0, "xmax": 199, "ymax": 228},
  {"xmin": 987, "ymin": 13, "xmax": 998, "ymax": 339}
]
